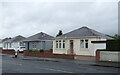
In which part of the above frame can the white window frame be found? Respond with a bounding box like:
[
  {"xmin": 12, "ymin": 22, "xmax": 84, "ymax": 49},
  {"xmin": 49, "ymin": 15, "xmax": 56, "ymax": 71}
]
[
  {"xmin": 59, "ymin": 40, "xmax": 61, "ymax": 48},
  {"xmin": 56, "ymin": 40, "xmax": 65, "ymax": 49},
  {"xmin": 9, "ymin": 43, "xmax": 12, "ymax": 48},
  {"xmin": 80, "ymin": 40, "xmax": 84, "ymax": 48},
  {"xmin": 80, "ymin": 39, "xmax": 89, "ymax": 49},
  {"xmin": 56, "ymin": 41, "xmax": 58, "ymax": 48}
]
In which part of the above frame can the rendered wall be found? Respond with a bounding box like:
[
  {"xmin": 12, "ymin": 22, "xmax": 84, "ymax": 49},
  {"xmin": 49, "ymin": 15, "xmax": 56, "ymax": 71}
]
[
  {"xmin": 53, "ymin": 37, "xmax": 106, "ymax": 56},
  {"xmin": 100, "ymin": 51, "xmax": 120, "ymax": 62}
]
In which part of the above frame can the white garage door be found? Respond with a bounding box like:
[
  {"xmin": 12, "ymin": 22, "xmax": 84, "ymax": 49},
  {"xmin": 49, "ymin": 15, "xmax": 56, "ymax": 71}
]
[{"xmin": 93, "ymin": 43, "xmax": 106, "ymax": 56}]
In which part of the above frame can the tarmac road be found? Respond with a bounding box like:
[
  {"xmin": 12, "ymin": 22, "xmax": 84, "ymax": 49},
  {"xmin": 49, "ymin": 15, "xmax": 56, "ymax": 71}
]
[{"xmin": 1, "ymin": 54, "xmax": 119, "ymax": 75}]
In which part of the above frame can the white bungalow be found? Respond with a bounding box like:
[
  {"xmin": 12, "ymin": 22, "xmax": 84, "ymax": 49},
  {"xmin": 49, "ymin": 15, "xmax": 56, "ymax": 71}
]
[
  {"xmin": 53, "ymin": 26, "xmax": 111, "ymax": 56},
  {"xmin": 2, "ymin": 35, "xmax": 26, "ymax": 50}
]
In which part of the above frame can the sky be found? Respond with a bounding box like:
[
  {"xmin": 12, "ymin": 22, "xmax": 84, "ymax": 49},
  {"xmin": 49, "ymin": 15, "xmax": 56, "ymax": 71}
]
[{"xmin": 0, "ymin": 1, "xmax": 118, "ymax": 39}]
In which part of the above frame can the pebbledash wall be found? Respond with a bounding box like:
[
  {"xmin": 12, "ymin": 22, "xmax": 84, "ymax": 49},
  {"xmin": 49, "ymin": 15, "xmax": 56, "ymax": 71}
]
[
  {"xmin": 96, "ymin": 51, "xmax": 120, "ymax": 62},
  {"xmin": 53, "ymin": 37, "xmax": 106, "ymax": 56}
]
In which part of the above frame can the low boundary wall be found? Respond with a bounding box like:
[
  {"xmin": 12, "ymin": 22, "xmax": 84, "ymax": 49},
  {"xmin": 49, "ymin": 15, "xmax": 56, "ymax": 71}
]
[
  {"xmin": 96, "ymin": 51, "xmax": 120, "ymax": 62},
  {"xmin": 0, "ymin": 49, "xmax": 15, "ymax": 55},
  {"xmin": 24, "ymin": 50, "xmax": 74, "ymax": 59}
]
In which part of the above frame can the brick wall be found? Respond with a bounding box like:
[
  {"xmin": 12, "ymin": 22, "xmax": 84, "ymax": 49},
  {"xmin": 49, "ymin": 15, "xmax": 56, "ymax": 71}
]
[
  {"xmin": 96, "ymin": 51, "xmax": 100, "ymax": 61},
  {"xmin": 24, "ymin": 50, "xmax": 74, "ymax": 59},
  {"xmin": 0, "ymin": 49, "xmax": 15, "ymax": 55}
]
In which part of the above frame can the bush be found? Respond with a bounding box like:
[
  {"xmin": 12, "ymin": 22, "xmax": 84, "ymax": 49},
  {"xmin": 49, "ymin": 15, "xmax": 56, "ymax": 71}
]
[
  {"xmin": 29, "ymin": 50, "xmax": 33, "ymax": 52},
  {"xmin": 0, "ymin": 47, "xmax": 2, "ymax": 49},
  {"xmin": 39, "ymin": 49, "xmax": 44, "ymax": 52},
  {"xmin": 96, "ymin": 49, "xmax": 106, "ymax": 51},
  {"xmin": 34, "ymin": 50, "xmax": 40, "ymax": 52}
]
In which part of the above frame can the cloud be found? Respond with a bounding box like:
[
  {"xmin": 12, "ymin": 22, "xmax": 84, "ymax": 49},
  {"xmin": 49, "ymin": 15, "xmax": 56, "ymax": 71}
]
[{"xmin": 0, "ymin": 2, "xmax": 118, "ymax": 39}]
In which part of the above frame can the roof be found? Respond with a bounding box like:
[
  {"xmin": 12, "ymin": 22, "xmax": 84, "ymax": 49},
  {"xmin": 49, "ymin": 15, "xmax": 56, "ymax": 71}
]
[
  {"xmin": 56, "ymin": 26, "xmax": 111, "ymax": 39},
  {"xmin": 2, "ymin": 38, "xmax": 12, "ymax": 42},
  {"xmin": 23, "ymin": 32, "xmax": 54, "ymax": 42},
  {"xmin": 4, "ymin": 35, "xmax": 26, "ymax": 43}
]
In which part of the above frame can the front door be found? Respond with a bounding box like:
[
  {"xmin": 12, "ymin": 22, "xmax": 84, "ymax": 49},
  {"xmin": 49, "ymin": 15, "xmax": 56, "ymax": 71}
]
[
  {"xmin": 70, "ymin": 40, "xmax": 74, "ymax": 54},
  {"xmin": 27, "ymin": 42, "xmax": 30, "ymax": 50}
]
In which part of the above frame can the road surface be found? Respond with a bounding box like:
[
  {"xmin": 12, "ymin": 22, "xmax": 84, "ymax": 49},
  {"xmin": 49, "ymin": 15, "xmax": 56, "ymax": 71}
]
[{"xmin": 1, "ymin": 54, "xmax": 119, "ymax": 74}]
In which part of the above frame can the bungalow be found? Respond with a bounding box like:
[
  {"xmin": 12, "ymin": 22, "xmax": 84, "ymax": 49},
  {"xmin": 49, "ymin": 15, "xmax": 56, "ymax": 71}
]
[
  {"xmin": 2, "ymin": 35, "xmax": 26, "ymax": 50},
  {"xmin": 53, "ymin": 26, "xmax": 111, "ymax": 56},
  {"xmin": 23, "ymin": 32, "xmax": 54, "ymax": 50},
  {"xmin": 2, "ymin": 37, "xmax": 12, "ymax": 49}
]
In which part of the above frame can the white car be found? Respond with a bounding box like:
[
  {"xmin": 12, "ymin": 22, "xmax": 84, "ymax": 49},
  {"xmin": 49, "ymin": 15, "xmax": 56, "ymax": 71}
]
[{"xmin": 17, "ymin": 46, "xmax": 26, "ymax": 52}]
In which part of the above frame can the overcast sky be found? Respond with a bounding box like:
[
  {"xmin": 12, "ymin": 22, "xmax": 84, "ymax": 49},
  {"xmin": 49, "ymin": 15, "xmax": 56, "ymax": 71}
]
[{"xmin": 0, "ymin": 2, "xmax": 118, "ymax": 39}]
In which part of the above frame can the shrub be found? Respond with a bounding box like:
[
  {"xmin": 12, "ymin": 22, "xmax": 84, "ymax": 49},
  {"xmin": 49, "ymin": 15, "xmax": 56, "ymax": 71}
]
[
  {"xmin": 96, "ymin": 49, "xmax": 106, "ymax": 51},
  {"xmin": 39, "ymin": 49, "xmax": 44, "ymax": 52},
  {"xmin": 33, "ymin": 50, "xmax": 40, "ymax": 52},
  {"xmin": 29, "ymin": 50, "xmax": 33, "ymax": 52}
]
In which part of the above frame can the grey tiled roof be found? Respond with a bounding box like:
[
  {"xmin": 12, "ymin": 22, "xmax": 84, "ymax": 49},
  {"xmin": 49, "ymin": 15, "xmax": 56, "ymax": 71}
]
[
  {"xmin": 56, "ymin": 26, "xmax": 111, "ymax": 39},
  {"xmin": 4, "ymin": 35, "xmax": 26, "ymax": 43},
  {"xmin": 2, "ymin": 38, "xmax": 11, "ymax": 42},
  {"xmin": 23, "ymin": 32, "xmax": 54, "ymax": 42}
]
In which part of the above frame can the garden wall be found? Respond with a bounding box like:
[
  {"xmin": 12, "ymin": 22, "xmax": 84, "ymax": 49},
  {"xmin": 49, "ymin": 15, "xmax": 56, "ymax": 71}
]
[
  {"xmin": 24, "ymin": 50, "xmax": 74, "ymax": 59},
  {"xmin": 96, "ymin": 51, "xmax": 120, "ymax": 62},
  {"xmin": 0, "ymin": 49, "xmax": 15, "ymax": 55}
]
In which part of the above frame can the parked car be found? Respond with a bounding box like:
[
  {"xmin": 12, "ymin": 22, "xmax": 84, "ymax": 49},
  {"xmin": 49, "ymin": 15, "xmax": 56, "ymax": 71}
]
[{"xmin": 17, "ymin": 46, "xmax": 26, "ymax": 52}]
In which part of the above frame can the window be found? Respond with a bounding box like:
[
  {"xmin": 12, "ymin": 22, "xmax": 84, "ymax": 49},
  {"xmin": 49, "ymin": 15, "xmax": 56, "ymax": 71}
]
[
  {"xmin": 56, "ymin": 41, "xmax": 58, "ymax": 48},
  {"xmin": 80, "ymin": 40, "xmax": 84, "ymax": 48},
  {"xmin": 63, "ymin": 40, "xmax": 65, "ymax": 48},
  {"xmin": 59, "ymin": 41, "xmax": 61, "ymax": 48},
  {"xmin": 56, "ymin": 40, "xmax": 65, "ymax": 49},
  {"xmin": 80, "ymin": 39, "xmax": 88, "ymax": 48},
  {"xmin": 32, "ymin": 42, "xmax": 37, "ymax": 48},
  {"xmin": 4, "ymin": 43, "xmax": 6, "ymax": 48},
  {"xmin": 9, "ymin": 43, "xmax": 12, "ymax": 48},
  {"xmin": 20, "ymin": 42, "xmax": 25, "ymax": 46},
  {"xmin": 85, "ymin": 40, "xmax": 88, "ymax": 48}
]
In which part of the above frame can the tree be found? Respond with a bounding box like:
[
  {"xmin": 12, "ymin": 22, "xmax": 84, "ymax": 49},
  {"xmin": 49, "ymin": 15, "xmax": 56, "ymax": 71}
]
[
  {"xmin": 106, "ymin": 34, "xmax": 120, "ymax": 40},
  {"xmin": 114, "ymin": 34, "xmax": 120, "ymax": 39},
  {"xmin": 56, "ymin": 30, "xmax": 63, "ymax": 37}
]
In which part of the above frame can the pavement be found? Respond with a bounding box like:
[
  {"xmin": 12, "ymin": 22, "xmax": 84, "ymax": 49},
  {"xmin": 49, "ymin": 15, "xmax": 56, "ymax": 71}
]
[{"xmin": 2, "ymin": 54, "xmax": 120, "ymax": 68}]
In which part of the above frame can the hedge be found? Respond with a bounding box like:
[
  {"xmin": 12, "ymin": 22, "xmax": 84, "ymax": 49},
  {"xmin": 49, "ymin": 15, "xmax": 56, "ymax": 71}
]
[
  {"xmin": 96, "ymin": 49, "xmax": 106, "ymax": 51},
  {"xmin": 106, "ymin": 39, "xmax": 120, "ymax": 51}
]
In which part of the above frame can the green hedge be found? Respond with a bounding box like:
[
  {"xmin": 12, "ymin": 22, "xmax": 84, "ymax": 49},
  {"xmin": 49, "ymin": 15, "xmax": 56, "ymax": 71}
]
[
  {"xmin": 96, "ymin": 49, "xmax": 106, "ymax": 51},
  {"xmin": 106, "ymin": 39, "xmax": 120, "ymax": 51}
]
